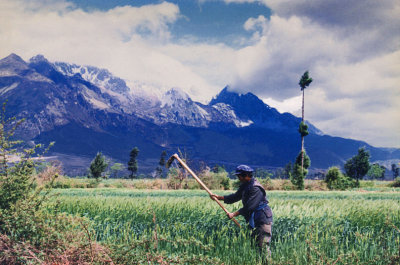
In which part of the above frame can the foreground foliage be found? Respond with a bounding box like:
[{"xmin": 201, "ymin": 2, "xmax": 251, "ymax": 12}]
[{"xmin": 0, "ymin": 104, "xmax": 112, "ymax": 264}]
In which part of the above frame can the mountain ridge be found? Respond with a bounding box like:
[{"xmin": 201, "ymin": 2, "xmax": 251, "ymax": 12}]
[{"xmin": 0, "ymin": 53, "xmax": 398, "ymax": 175}]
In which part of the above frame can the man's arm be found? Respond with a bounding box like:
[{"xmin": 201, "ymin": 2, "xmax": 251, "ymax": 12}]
[{"xmin": 210, "ymin": 190, "xmax": 242, "ymax": 204}]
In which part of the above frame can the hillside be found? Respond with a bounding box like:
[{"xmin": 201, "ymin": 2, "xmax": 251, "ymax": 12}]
[{"xmin": 1, "ymin": 53, "xmax": 399, "ymax": 175}]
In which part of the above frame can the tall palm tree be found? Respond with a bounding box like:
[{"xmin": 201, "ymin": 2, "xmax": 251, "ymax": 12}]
[{"xmin": 298, "ymin": 71, "xmax": 313, "ymax": 174}]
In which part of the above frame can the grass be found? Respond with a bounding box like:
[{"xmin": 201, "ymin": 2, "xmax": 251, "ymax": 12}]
[
  {"xmin": 48, "ymin": 188, "xmax": 400, "ymax": 264},
  {"xmin": 51, "ymin": 175, "xmax": 398, "ymax": 191}
]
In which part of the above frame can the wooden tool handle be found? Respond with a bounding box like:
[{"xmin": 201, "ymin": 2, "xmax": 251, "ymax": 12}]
[{"xmin": 171, "ymin": 154, "xmax": 241, "ymax": 228}]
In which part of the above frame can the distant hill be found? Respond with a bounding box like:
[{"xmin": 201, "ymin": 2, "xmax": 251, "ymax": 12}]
[{"xmin": 1, "ymin": 53, "xmax": 399, "ymax": 175}]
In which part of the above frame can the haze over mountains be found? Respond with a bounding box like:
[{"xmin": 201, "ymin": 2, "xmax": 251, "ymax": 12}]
[{"xmin": 0, "ymin": 53, "xmax": 398, "ymax": 175}]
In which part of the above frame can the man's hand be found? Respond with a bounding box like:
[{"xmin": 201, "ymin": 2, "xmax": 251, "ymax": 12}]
[
  {"xmin": 227, "ymin": 211, "xmax": 239, "ymax": 219},
  {"xmin": 210, "ymin": 194, "xmax": 224, "ymax": 201}
]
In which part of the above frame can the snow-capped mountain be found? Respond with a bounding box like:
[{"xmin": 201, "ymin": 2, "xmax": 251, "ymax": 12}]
[
  {"xmin": 54, "ymin": 59, "xmax": 255, "ymax": 128},
  {"xmin": 1, "ymin": 53, "xmax": 398, "ymax": 174}
]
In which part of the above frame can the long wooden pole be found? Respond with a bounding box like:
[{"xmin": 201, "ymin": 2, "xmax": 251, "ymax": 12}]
[{"xmin": 169, "ymin": 154, "xmax": 241, "ymax": 228}]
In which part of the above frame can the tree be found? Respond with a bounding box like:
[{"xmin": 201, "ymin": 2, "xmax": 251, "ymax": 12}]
[
  {"xmin": 366, "ymin": 163, "xmax": 386, "ymax": 179},
  {"xmin": 110, "ymin": 163, "xmax": 124, "ymax": 178},
  {"xmin": 344, "ymin": 147, "xmax": 370, "ymax": 187},
  {"xmin": 291, "ymin": 150, "xmax": 310, "ymax": 190},
  {"xmin": 89, "ymin": 152, "xmax": 108, "ymax": 180},
  {"xmin": 128, "ymin": 147, "xmax": 139, "ymax": 179},
  {"xmin": 283, "ymin": 162, "xmax": 293, "ymax": 179},
  {"xmin": 254, "ymin": 168, "xmax": 273, "ymax": 179},
  {"xmin": 155, "ymin": 150, "xmax": 167, "ymax": 178},
  {"xmin": 298, "ymin": 71, "xmax": 313, "ymax": 176},
  {"xmin": 392, "ymin": 164, "xmax": 400, "ymax": 180}
]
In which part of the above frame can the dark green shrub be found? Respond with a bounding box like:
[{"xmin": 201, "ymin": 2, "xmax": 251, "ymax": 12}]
[
  {"xmin": 298, "ymin": 121, "xmax": 309, "ymax": 137},
  {"xmin": 220, "ymin": 176, "xmax": 231, "ymax": 190},
  {"xmin": 391, "ymin": 177, "xmax": 400, "ymax": 187},
  {"xmin": 325, "ymin": 167, "xmax": 354, "ymax": 190},
  {"xmin": 290, "ymin": 150, "xmax": 311, "ymax": 190}
]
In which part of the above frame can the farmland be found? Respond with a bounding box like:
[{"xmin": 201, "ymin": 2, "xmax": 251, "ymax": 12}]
[{"xmin": 49, "ymin": 189, "xmax": 400, "ymax": 264}]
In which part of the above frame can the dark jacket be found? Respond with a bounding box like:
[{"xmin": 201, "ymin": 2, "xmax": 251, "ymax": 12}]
[{"xmin": 224, "ymin": 178, "xmax": 273, "ymax": 227}]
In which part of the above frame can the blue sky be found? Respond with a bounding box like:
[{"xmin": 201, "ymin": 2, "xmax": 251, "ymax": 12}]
[
  {"xmin": 1, "ymin": 0, "xmax": 399, "ymax": 148},
  {"xmin": 68, "ymin": 0, "xmax": 271, "ymax": 45}
]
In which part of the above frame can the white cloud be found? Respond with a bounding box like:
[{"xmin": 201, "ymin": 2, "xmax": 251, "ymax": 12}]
[
  {"xmin": 262, "ymin": 96, "xmax": 301, "ymax": 115},
  {"xmin": 221, "ymin": 1, "xmax": 400, "ymax": 147},
  {"xmin": 0, "ymin": 0, "xmax": 399, "ymax": 147},
  {"xmin": 0, "ymin": 0, "xmax": 222, "ymax": 102},
  {"xmin": 230, "ymin": 15, "xmax": 350, "ymax": 98}
]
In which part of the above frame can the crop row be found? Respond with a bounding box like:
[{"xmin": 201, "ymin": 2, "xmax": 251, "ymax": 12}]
[{"xmin": 50, "ymin": 189, "xmax": 400, "ymax": 264}]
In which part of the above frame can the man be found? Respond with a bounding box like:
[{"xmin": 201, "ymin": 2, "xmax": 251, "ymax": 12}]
[{"xmin": 211, "ymin": 165, "xmax": 273, "ymax": 257}]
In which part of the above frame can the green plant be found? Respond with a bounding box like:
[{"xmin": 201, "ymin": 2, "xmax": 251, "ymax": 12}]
[
  {"xmin": 291, "ymin": 150, "xmax": 310, "ymax": 190},
  {"xmin": 325, "ymin": 167, "xmax": 354, "ymax": 190},
  {"xmin": 133, "ymin": 180, "xmax": 147, "ymax": 189},
  {"xmin": 391, "ymin": 177, "xmax": 400, "ymax": 187},
  {"xmin": 298, "ymin": 71, "xmax": 313, "ymax": 180},
  {"xmin": 128, "ymin": 147, "xmax": 139, "ymax": 179},
  {"xmin": 89, "ymin": 152, "xmax": 108, "ymax": 181},
  {"xmin": 0, "ymin": 103, "xmax": 110, "ymax": 264},
  {"xmin": 298, "ymin": 121, "xmax": 309, "ymax": 137},
  {"xmin": 87, "ymin": 179, "xmax": 100, "ymax": 188},
  {"xmin": 259, "ymin": 177, "xmax": 272, "ymax": 189},
  {"xmin": 344, "ymin": 147, "xmax": 371, "ymax": 187},
  {"xmin": 199, "ymin": 167, "xmax": 230, "ymax": 190},
  {"xmin": 366, "ymin": 163, "xmax": 386, "ymax": 179},
  {"xmin": 51, "ymin": 189, "xmax": 400, "ymax": 265},
  {"xmin": 109, "ymin": 162, "xmax": 124, "ymax": 178}
]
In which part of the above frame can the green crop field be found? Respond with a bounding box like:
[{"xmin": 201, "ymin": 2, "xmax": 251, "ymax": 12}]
[{"xmin": 49, "ymin": 189, "xmax": 400, "ymax": 264}]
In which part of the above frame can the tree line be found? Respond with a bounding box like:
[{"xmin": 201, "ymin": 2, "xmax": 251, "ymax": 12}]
[{"xmin": 88, "ymin": 148, "xmax": 168, "ymax": 181}]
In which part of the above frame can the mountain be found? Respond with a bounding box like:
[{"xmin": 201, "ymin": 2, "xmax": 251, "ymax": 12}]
[
  {"xmin": 0, "ymin": 53, "xmax": 399, "ymax": 175},
  {"xmin": 210, "ymin": 87, "xmax": 322, "ymax": 134}
]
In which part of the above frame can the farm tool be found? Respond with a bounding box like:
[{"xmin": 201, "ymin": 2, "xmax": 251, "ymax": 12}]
[{"xmin": 166, "ymin": 153, "xmax": 241, "ymax": 228}]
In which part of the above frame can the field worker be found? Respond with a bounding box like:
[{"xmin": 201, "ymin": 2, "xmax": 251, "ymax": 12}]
[{"xmin": 211, "ymin": 165, "xmax": 273, "ymax": 257}]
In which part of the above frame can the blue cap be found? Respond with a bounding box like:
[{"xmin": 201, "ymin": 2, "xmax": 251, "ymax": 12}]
[{"xmin": 235, "ymin": 165, "xmax": 254, "ymax": 175}]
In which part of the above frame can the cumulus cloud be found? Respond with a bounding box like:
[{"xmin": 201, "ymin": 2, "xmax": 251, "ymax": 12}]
[
  {"xmin": 222, "ymin": 0, "xmax": 400, "ymax": 147},
  {"xmin": 0, "ymin": 0, "xmax": 399, "ymax": 147},
  {"xmin": 0, "ymin": 0, "xmax": 224, "ymax": 102}
]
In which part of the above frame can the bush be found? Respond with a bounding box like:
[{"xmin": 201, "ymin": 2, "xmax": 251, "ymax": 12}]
[
  {"xmin": 184, "ymin": 179, "xmax": 200, "ymax": 190},
  {"xmin": 133, "ymin": 180, "xmax": 147, "ymax": 189},
  {"xmin": 259, "ymin": 177, "xmax": 272, "ymax": 189},
  {"xmin": 53, "ymin": 180, "xmax": 72, "ymax": 189},
  {"xmin": 360, "ymin": 181, "xmax": 375, "ymax": 188},
  {"xmin": 325, "ymin": 167, "xmax": 354, "ymax": 190},
  {"xmin": 282, "ymin": 180, "xmax": 296, "ymax": 190},
  {"xmin": 0, "ymin": 105, "xmax": 111, "ymax": 264},
  {"xmin": 199, "ymin": 167, "xmax": 231, "ymax": 190},
  {"xmin": 87, "ymin": 179, "xmax": 100, "ymax": 188},
  {"xmin": 391, "ymin": 177, "xmax": 400, "ymax": 187},
  {"xmin": 114, "ymin": 181, "xmax": 127, "ymax": 189},
  {"xmin": 166, "ymin": 167, "xmax": 187, "ymax": 189}
]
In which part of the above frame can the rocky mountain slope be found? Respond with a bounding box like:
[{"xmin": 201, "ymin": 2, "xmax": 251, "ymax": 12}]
[{"xmin": 0, "ymin": 53, "xmax": 398, "ymax": 175}]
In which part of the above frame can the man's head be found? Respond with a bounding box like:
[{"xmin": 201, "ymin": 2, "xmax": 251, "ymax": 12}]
[{"xmin": 234, "ymin": 165, "xmax": 253, "ymax": 182}]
